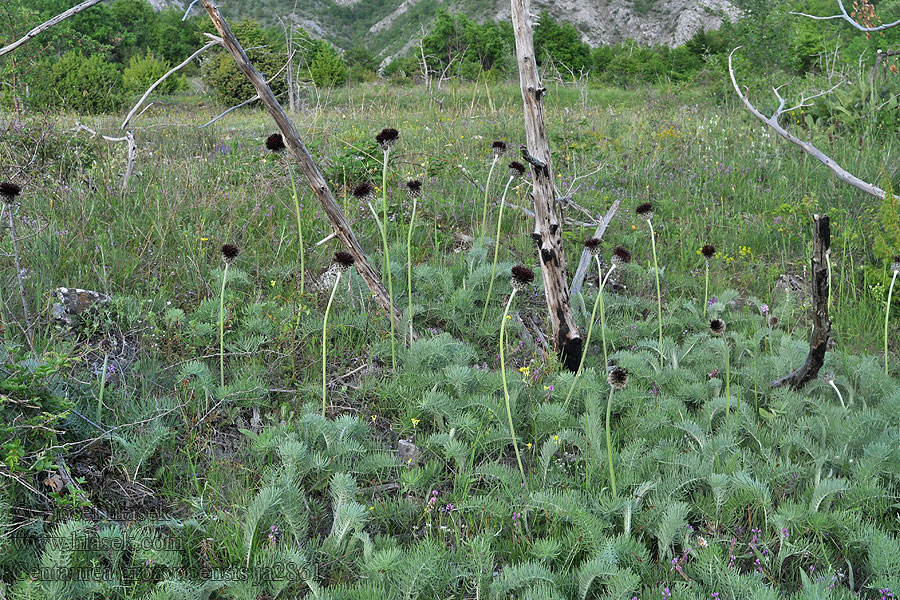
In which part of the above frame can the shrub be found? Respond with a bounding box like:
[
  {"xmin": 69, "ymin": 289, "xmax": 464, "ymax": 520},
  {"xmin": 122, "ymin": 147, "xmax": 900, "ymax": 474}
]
[
  {"xmin": 123, "ymin": 52, "xmax": 185, "ymax": 95},
  {"xmin": 29, "ymin": 50, "xmax": 126, "ymax": 114},
  {"xmin": 308, "ymin": 43, "xmax": 348, "ymax": 87}
]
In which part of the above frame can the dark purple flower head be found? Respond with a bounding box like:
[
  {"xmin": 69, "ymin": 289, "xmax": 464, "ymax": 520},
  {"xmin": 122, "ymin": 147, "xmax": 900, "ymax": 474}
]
[
  {"xmin": 508, "ymin": 161, "xmax": 526, "ymax": 178},
  {"xmin": 491, "ymin": 140, "xmax": 508, "ymax": 156},
  {"xmin": 334, "ymin": 251, "xmax": 355, "ymax": 270},
  {"xmin": 376, "ymin": 127, "xmax": 399, "ymax": 150},
  {"xmin": 0, "ymin": 182, "xmax": 21, "ymax": 202},
  {"xmin": 608, "ymin": 366, "xmax": 628, "ymax": 390},
  {"xmin": 611, "ymin": 246, "xmax": 632, "ymax": 266},
  {"xmin": 710, "ymin": 318, "xmax": 726, "ymax": 336},
  {"xmin": 406, "ymin": 179, "xmax": 422, "ymax": 198},
  {"xmin": 702, "ymin": 244, "xmax": 716, "ymax": 260},
  {"xmin": 511, "ymin": 264, "xmax": 535, "ymax": 291},
  {"xmin": 636, "ymin": 202, "xmax": 654, "ymax": 220},
  {"xmin": 352, "ymin": 182, "xmax": 375, "ymax": 201},
  {"xmin": 584, "ymin": 237, "xmax": 602, "ymax": 257},
  {"xmin": 265, "ymin": 133, "xmax": 286, "ymax": 152},
  {"xmin": 892, "ymin": 255, "xmax": 900, "ymax": 273},
  {"xmin": 221, "ymin": 244, "xmax": 239, "ymax": 264}
]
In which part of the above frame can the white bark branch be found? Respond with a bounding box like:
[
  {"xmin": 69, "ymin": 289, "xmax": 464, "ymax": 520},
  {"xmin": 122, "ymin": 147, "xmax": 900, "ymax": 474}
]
[
  {"xmin": 789, "ymin": 0, "xmax": 900, "ymax": 33},
  {"xmin": 728, "ymin": 47, "xmax": 886, "ymax": 200},
  {"xmin": 570, "ymin": 199, "xmax": 621, "ymax": 297},
  {"xmin": 0, "ymin": 0, "xmax": 103, "ymax": 57},
  {"xmin": 121, "ymin": 35, "xmax": 223, "ymax": 130}
]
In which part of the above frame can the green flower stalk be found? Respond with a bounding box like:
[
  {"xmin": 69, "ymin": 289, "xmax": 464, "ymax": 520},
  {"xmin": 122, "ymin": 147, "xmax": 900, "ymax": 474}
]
[
  {"xmin": 637, "ymin": 203, "xmax": 663, "ymax": 367},
  {"xmin": 406, "ymin": 180, "xmax": 422, "ymax": 340},
  {"xmin": 323, "ymin": 252, "xmax": 355, "ymax": 416},
  {"xmin": 710, "ymin": 318, "xmax": 730, "ymax": 414},
  {"xmin": 377, "ymin": 128, "xmax": 400, "ymax": 371},
  {"xmin": 289, "ymin": 169, "xmax": 305, "ymax": 295},
  {"xmin": 822, "ymin": 371, "xmax": 845, "ymax": 410},
  {"xmin": 266, "ymin": 133, "xmax": 305, "ymax": 294},
  {"xmin": 563, "ymin": 243, "xmax": 632, "ymax": 409},
  {"xmin": 480, "ymin": 141, "xmax": 507, "ymax": 238},
  {"xmin": 501, "ymin": 265, "xmax": 534, "ymax": 484},
  {"xmin": 95, "ymin": 338, "xmax": 115, "ymax": 423},
  {"xmin": 480, "ymin": 161, "xmax": 526, "ymax": 327},
  {"xmin": 701, "ymin": 244, "xmax": 715, "ymax": 314},
  {"xmin": 219, "ymin": 244, "xmax": 239, "ymax": 389},
  {"xmin": 606, "ymin": 366, "xmax": 627, "ymax": 496},
  {"xmin": 885, "ymin": 257, "xmax": 900, "ymax": 373}
]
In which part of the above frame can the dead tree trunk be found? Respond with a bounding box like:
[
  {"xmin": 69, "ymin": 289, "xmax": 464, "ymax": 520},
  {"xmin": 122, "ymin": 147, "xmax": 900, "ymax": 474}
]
[
  {"xmin": 509, "ymin": 0, "xmax": 582, "ymax": 370},
  {"xmin": 771, "ymin": 214, "xmax": 831, "ymax": 390},
  {"xmin": 200, "ymin": 0, "xmax": 406, "ymax": 338}
]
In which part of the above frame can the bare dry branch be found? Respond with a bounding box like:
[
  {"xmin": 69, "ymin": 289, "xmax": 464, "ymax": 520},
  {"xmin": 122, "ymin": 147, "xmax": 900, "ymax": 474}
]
[
  {"xmin": 570, "ymin": 199, "xmax": 621, "ymax": 297},
  {"xmin": 789, "ymin": 0, "xmax": 900, "ymax": 33},
  {"xmin": 0, "ymin": 0, "xmax": 103, "ymax": 57},
  {"xmin": 729, "ymin": 47, "xmax": 886, "ymax": 200},
  {"xmin": 121, "ymin": 35, "xmax": 223, "ymax": 130}
]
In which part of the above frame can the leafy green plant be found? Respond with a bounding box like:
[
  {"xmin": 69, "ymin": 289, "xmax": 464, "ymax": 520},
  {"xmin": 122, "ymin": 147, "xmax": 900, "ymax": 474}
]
[
  {"xmin": 123, "ymin": 52, "xmax": 185, "ymax": 95},
  {"xmin": 30, "ymin": 50, "xmax": 125, "ymax": 114}
]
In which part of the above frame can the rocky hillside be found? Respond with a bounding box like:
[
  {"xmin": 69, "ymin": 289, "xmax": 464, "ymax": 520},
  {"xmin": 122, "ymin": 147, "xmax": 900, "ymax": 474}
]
[{"xmin": 166, "ymin": 0, "xmax": 743, "ymax": 59}]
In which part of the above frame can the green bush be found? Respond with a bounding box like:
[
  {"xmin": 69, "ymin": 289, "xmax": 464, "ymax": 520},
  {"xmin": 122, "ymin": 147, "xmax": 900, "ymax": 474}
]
[
  {"xmin": 122, "ymin": 52, "xmax": 185, "ymax": 95},
  {"xmin": 308, "ymin": 43, "xmax": 348, "ymax": 87},
  {"xmin": 29, "ymin": 50, "xmax": 125, "ymax": 114}
]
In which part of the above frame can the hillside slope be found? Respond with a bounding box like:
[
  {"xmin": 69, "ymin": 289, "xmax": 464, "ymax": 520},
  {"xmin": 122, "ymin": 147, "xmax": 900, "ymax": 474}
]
[{"xmin": 170, "ymin": 0, "xmax": 742, "ymax": 60}]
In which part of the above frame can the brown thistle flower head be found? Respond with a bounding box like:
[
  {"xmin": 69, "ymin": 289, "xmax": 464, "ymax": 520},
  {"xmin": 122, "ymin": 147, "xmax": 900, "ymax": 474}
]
[
  {"xmin": 491, "ymin": 140, "xmax": 508, "ymax": 156},
  {"xmin": 0, "ymin": 182, "xmax": 21, "ymax": 203},
  {"xmin": 608, "ymin": 366, "xmax": 628, "ymax": 390},
  {"xmin": 702, "ymin": 244, "xmax": 716, "ymax": 260},
  {"xmin": 352, "ymin": 182, "xmax": 375, "ymax": 202},
  {"xmin": 822, "ymin": 371, "xmax": 835, "ymax": 383},
  {"xmin": 508, "ymin": 161, "xmax": 527, "ymax": 179},
  {"xmin": 510, "ymin": 264, "xmax": 535, "ymax": 292},
  {"xmin": 376, "ymin": 127, "xmax": 399, "ymax": 151},
  {"xmin": 406, "ymin": 179, "xmax": 422, "ymax": 198},
  {"xmin": 334, "ymin": 251, "xmax": 355, "ymax": 271},
  {"xmin": 584, "ymin": 237, "xmax": 602, "ymax": 257},
  {"xmin": 709, "ymin": 318, "xmax": 726, "ymax": 336},
  {"xmin": 611, "ymin": 246, "xmax": 632, "ymax": 267},
  {"xmin": 892, "ymin": 255, "xmax": 900, "ymax": 273},
  {"xmin": 768, "ymin": 315, "xmax": 779, "ymax": 328},
  {"xmin": 221, "ymin": 244, "xmax": 239, "ymax": 265},
  {"xmin": 635, "ymin": 202, "xmax": 654, "ymax": 221},
  {"xmin": 265, "ymin": 133, "xmax": 286, "ymax": 152}
]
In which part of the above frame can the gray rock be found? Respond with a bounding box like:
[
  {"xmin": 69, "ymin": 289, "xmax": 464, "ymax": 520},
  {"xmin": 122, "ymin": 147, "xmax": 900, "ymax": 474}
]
[
  {"xmin": 52, "ymin": 287, "xmax": 110, "ymax": 327},
  {"xmin": 397, "ymin": 439, "xmax": 421, "ymax": 466}
]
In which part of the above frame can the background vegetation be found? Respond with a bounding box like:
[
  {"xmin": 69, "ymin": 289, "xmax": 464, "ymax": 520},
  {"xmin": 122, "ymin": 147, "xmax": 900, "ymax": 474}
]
[{"xmin": 1, "ymin": 0, "xmax": 900, "ymax": 598}]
